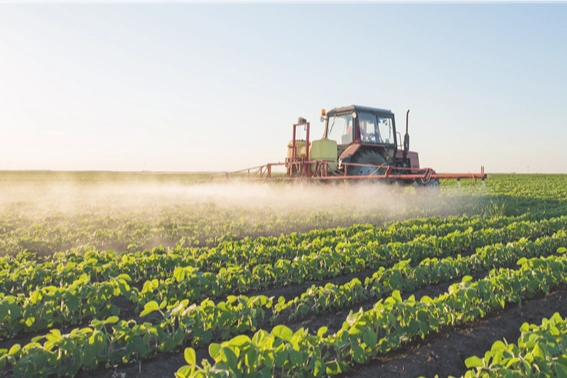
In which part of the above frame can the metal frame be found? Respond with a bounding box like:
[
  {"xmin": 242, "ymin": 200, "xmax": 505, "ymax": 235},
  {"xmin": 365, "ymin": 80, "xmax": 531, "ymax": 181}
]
[{"xmin": 226, "ymin": 161, "xmax": 486, "ymax": 184}]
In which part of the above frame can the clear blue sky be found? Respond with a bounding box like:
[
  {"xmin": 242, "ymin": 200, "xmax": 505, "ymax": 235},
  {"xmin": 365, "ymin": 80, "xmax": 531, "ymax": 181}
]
[{"xmin": 1, "ymin": 3, "xmax": 566, "ymax": 173}]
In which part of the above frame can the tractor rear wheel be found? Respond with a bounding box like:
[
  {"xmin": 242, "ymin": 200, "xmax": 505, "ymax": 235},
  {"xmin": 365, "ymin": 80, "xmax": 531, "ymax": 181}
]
[{"xmin": 347, "ymin": 150, "xmax": 388, "ymax": 177}]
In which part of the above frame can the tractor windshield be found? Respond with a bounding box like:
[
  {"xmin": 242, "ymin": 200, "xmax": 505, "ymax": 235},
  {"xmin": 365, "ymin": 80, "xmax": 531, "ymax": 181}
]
[
  {"xmin": 377, "ymin": 116, "xmax": 394, "ymax": 144},
  {"xmin": 326, "ymin": 113, "xmax": 354, "ymax": 145}
]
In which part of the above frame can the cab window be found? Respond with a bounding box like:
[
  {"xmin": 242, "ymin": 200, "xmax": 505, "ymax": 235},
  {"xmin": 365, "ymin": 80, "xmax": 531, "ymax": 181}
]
[
  {"xmin": 326, "ymin": 113, "xmax": 354, "ymax": 144},
  {"xmin": 358, "ymin": 112, "xmax": 378, "ymax": 143},
  {"xmin": 377, "ymin": 117, "xmax": 394, "ymax": 144}
]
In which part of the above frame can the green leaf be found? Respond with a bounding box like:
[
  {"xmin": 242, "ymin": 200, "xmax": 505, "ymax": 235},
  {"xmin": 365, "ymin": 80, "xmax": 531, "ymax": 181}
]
[
  {"xmin": 392, "ymin": 290, "xmax": 402, "ymax": 303},
  {"xmin": 289, "ymin": 349, "xmax": 303, "ymax": 367},
  {"xmin": 163, "ymin": 337, "xmax": 177, "ymax": 352},
  {"xmin": 326, "ymin": 361, "xmax": 342, "ymax": 375},
  {"xmin": 557, "ymin": 247, "xmax": 567, "ymax": 254},
  {"xmin": 209, "ymin": 343, "xmax": 221, "ymax": 359},
  {"xmin": 184, "ymin": 347, "xmax": 196, "ymax": 366},
  {"xmin": 81, "ymin": 348, "xmax": 96, "ymax": 367},
  {"xmin": 490, "ymin": 340, "xmax": 507, "ymax": 353},
  {"xmin": 363, "ymin": 329, "xmax": 377, "ymax": 349},
  {"xmin": 140, "ymin": 301, "xmax": 159, "ymax": 317},
  {"xmin": 8, "ymin": 344, "xmax": 21, "ymax": 356},
  {"xmin": 272, "ymin": 325, "xmax": 293, "ymax": 341},
  {"xmin": 220, "ymin": 347, "xmax": 238, "ymax": 366},
  {"xmin": 409, "ymin": 319, "xmax": 420, "ymax": 336},
  {"xmin": 105, "ymin": 316, "xmax": 119, "ymax": 324},
  {"xmin": 313, "ymin": 357, "xmax": 324, "ymax": 377},
  {"xmin": 25, "ymin": 316, "xmax": 35, "ymax": 327},
  {"xmin": 555, "ymin": 362, "xmax": 567, "ymax": 378},
  {"xmin": 275, "ymin": 349, "xmax": 288, "ymax": 368},
  {"xmin": 464, "ymin": 355, "xmax": 484, "ymax": 368},
  {"xmin": 317, "ymin": 326, "xmax": 328, "ymax": 337},
  {"xmin": 352, "ymin": 343, "xmax": 366, "ymax": 364},
  {"xmin": 89, "ymin": 332, "xmax": 106, "ymax": 355},
  {"xmin": 533, "ymin": 343, "xmax": 546, "ymax": 359},
  {"xmin": 117, "ymin": 273, "xmax": 132, "ymax": 282},
  {"xmin": 65, "ymin": 292, "xmax": 80, "ymax": 312},
  {"xmin": 244, "ymin": 347, "xmax": 258, "ymax": 370},
  {"xmin": 505, "ymin": 357, "xmax": 520, "ymax": 368},
  {"xmin": 134, "ymin": 336, "xmax": 147, "ymax": 353},
  {"xmin": 517, "ymin": 257, "xmax": 528, "ymax": 265},
  {"xmin": 176, "ymin": 365, "xmax": 193, "ymax": 378},
  {"xmin": 202, "ymin": 330, "xmax": 212, "ymax": 344},
  {"xmin": 229, "ymin": 335, "xmax": 251, "ymax": 347},
  {"xmin": 173, "ymin": 267, "xmax": 185, "ymax": 282}
]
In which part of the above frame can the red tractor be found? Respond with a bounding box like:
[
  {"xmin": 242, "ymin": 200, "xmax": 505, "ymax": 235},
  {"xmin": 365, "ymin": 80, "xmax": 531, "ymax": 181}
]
[{"xmin": 230, "ymin": 104, "xmax": 485, "ymax": 185}]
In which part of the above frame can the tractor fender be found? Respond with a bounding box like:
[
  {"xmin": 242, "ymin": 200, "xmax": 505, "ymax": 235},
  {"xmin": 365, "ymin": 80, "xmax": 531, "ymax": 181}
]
[{"xmin": 338, "ymin": 144, "xmax": 361, "ymax": 164}]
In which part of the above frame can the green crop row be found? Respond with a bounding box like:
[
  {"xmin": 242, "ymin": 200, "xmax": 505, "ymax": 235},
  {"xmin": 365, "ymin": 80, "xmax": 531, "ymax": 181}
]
[
  {"xmin": 130, "ymin": 215, "xmax": 567, "ymax": 308},
  {"xmin": 176, "ymin": 254, "xmax": 567, "ymax": 378},
  {"xmin": 0, "ymin": 293, "xmax": 274, "ymax": 378},
  {"xmin": 0, "ymin": 213, "xmax": 536, "ymax": 296},
  {"xmin": 274, "ymin": 232, "xmax": 567, "ymax": 322},
  {"xmin": 1, "ymin": 233, "xmax": 566, "ymax": 376},
  {"xmin": 462, "ymin": 312, "xmax": 567, "ymax": 377},
  {"xmin": 0, "ymin": 274, "xmax": 131, "ymax": 339},
  {"xmin": 3, "ymin": 216, "xmax": 567, "ymax": 340}
]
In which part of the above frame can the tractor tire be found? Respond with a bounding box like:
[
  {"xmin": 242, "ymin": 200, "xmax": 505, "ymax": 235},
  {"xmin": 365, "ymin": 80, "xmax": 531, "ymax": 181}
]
[
  {"xmin": 347, "ymin": 150, "xmax": 388, "ymax": 177},
  {"xmin": 414, "ymin": 170, "xmax": 440, "ymax": 193}
]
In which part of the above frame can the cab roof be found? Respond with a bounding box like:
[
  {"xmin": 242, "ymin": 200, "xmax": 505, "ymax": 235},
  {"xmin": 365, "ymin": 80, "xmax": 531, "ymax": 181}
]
[{"xmin": 327, "ymin": 105, "xmax": 393, "ymax": 116}]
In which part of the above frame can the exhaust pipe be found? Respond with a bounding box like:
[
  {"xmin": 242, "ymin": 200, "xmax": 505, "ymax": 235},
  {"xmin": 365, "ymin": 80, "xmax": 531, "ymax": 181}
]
[{"xmin": 403, "ymin": 109, "xmax": 410, "ymax": 161}]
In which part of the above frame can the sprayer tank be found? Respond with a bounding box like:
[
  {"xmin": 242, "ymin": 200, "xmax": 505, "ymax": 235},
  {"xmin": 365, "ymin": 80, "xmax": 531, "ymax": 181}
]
[
  {"xmin": 310, "ymin": 139, "xmax": 337, "ymax": 170},
  {"xmin": 286, "ymin": 140, "xmax": 308, "ymax": 158}
]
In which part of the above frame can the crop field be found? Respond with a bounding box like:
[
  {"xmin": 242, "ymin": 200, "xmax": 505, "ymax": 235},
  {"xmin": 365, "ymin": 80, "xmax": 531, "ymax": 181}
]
[{"xmin": 1, "ymin": 171, "xmax": 567, "ymax": 378}]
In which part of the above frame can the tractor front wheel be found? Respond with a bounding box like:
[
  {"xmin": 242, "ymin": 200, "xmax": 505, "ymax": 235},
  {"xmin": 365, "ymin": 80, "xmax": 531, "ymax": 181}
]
[
  {"xmin": 347, "ymin": 150, "xmax": 388, "ymax": 177},
  {"xmin": 414, "ymin": 170, "xmax": 440, "ymax": 192}
]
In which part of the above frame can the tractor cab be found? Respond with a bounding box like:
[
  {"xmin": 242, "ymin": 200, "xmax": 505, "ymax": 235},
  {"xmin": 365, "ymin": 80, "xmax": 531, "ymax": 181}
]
[{"xmin": 322, "ymin": 105, "xmax": 399, "ymax": 173}]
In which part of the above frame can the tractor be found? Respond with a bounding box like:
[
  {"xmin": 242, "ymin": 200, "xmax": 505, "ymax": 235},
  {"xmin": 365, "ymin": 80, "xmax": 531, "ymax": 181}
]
[
  {"xmin": 315, "ymin": 104, "xmax": 432, "ymax": 186},
  {"xmin": 228, "ymin": 104, "xmax": 485, "ymax": 185}
]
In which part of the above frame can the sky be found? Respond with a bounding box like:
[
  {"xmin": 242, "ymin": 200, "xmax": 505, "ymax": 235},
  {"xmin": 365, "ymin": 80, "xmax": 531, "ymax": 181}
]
[{"xmin": 0, "ymin": 2, "xmax": 566, "ymax": 173}]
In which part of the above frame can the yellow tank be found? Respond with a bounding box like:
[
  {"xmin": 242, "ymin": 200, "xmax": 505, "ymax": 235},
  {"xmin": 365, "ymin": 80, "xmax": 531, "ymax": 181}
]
[
  {"xmin": 286, "ymin": 140, "xmax": 308, "ymax": 158},
  {"xmin": 310, "ymin": 139, "xmax": 337, "ymax": 171}
]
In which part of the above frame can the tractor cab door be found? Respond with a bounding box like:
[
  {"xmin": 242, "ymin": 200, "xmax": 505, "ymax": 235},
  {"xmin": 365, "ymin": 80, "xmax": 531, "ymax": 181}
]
[
  {"xmin": 354, "ymin": 111, "xmax": 397, "ymax": 163},
  {"xmin": 357, "ymin": 112, "xmax": 395, "ymax": 145}
]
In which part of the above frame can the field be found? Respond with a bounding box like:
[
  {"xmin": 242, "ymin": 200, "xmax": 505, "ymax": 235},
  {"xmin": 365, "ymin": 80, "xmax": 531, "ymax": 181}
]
[{"xmin": 1, "ymin": 171, "xmax": 567, "ymax": 378}]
